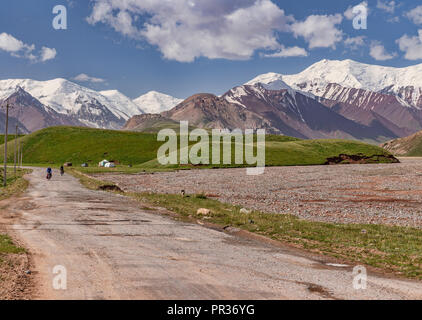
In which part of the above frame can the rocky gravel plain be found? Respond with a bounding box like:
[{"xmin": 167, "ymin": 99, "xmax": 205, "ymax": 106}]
[{"xmin": 96, "ymin": 158, "xmax": 422, "ymax": 228}]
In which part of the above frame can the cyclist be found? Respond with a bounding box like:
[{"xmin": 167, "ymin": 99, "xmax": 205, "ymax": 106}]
[{"xmin": 46, "ymin": 167, "xmax": 52, "ymax": 180}]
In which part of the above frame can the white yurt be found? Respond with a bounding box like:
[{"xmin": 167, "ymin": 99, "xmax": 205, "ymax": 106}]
[
  {"xmin": 104, "ymin": 162, "xmax": 116, "ymax": 168},
  {"xmin": 99, "ymin": 160, "xmax": 109, "ymax": 167}
]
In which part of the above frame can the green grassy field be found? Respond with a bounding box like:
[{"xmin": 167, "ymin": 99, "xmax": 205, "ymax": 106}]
[
  {"xmin": 0, "ymin": 126, "xmax": 396, "ymax": 172},
  {"xmin": 0, "ymin": 134, "xmax": 24, "ymax": 145},
  {"xmin": 0, "ymin": 126, "xmax": 162, "ymax": 166}
]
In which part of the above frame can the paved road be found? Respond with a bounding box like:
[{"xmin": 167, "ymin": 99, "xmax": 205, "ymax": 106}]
[{"xmin": 3, "ymin": 168, "xmax": 422, "ymax": 299}]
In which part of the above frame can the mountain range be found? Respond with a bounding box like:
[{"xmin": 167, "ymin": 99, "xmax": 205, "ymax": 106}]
[
  {"xmin": 126, "ymin": 60, "xmax": 422, "ymax": 143},
  {"xmin": 2, "ymin": 59, "xmax": 422, "ymax": 143},
  {"xmin": 0, "ymin": 78, "xmax": 181, "ymax": 132}
]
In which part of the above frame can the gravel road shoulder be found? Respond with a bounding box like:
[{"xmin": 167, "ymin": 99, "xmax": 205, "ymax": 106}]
[{"xmin": 98, "ymin": 158, "xmax": 422, "ymax": 228}]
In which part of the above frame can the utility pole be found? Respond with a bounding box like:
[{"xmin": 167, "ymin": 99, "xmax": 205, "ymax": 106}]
[
  {"xmin": 3, "ymin": 103, "xmax": 9, "ymax": 187},
  {"xmin": 17, "ymin": 133, "xmax": 21, "ymax": 169},
  {"xmin": 20, "ymin": 141, "xmax": 23, "ymax": 168},
  {"xmin": 18, "ymin": 132, "xmax": 22, "ymax": 169},
  {"xmin": 14, "ymin": 124, "xmax": 18, "ymax": 176}
]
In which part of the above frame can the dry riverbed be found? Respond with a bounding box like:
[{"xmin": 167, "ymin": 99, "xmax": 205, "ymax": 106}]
[{"xmin": 96, "ymin": 158, "xmax": 422, "ymax": 228}]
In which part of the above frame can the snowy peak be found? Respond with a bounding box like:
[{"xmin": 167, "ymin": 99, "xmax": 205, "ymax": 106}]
[
  {"xmin": 0, "ymin": 78, "xmax": 132, "ymax": 129},
  {"xmin": 99, "ymin": 89, "xmax": 145, "ymax": 117},
  {"xmin": 133, "ymin": 91, "xmax": 183, "ymax": 114},
  {"xmin": 287, "ymin": 59, "xmax": 422, "ymax": 91},
  {"xmin": 242, "ymin": 72, "xmax": 318, "ymax": 102},
  {"xmin": 0, "ymin": 78, "xmax": 179, "ymax": 129},
  {"xmin": 282, "ymin": 59, "xmax": 422, "ymax": 108},
  {"xmin": 0, "ymin": 86, "xmax": 85, "ymax": 132},
  {"xmin": 245, "ymin": 72, "xmax": 292, "ymax": 91}
]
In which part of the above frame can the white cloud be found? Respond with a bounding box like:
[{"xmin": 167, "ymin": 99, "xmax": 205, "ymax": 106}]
[
  {"xmin": 344, "ymin": 36, "xmax": 366, "ymax": 50},
  {"xmin": 377, "ymin": 0, "xmax": 397, "ymax": 14},
  {"xmin": 0, "ymin": 33, "xmax": 29, "ymax": 52},
  {"xmin": 262, "ymin": 46, "xmax": 308, "ymax": 58},
  {"xmin": 40, "ymin": 47, "xmax": 57, "ymax": 62},
  {"xmin": 344, "ymin": 1, "xmax": 368, "ymax": 20},
  {"xmin": 369, "ymin": 41, "xmax": 397, "ymax": 60},
  {"xmin": 406, "ymin": 6, "xmax": 422, "ymax": 25},
  {"xmin": 87, "ymin": 0, "xmax": 292, "ymax": 62},
  {"xmin": 291, "ymin": 14, "xmax": 343, "ymax": 49},
  {"xmin": 0, "ymin": 33, "xmax": 34, "ymax": 57},
  {"xmin": 0, "ymin": 33, "xmax": 57, "ymax": 63},
  {"xmin": 396, "ymin": 30, "xmax": 422, "ymax": 60},
  {"xmin": 72, "ymin": 73, "xmax": 106, "ymax": 83}
]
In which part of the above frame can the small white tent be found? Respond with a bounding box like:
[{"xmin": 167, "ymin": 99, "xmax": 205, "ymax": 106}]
[
  {"xmin": 99, "ymin": 160, "xmax": 109, "ymax": 167},
  {"xmin": 104, "ymin": 162, "xmax": 116, "ymax": 168}
]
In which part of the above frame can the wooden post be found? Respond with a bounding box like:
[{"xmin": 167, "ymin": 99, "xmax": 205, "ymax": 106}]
[
  {"xmin": 17, "ymin": 134, "xmax": 20, "ymax": 169},
  {"xmin": 14, "ymin": 124, "xmax": 17, "ymax": 175},
  {"xmin": 3, "ymin": 103, "xmax": 9, "ymax": 187}
]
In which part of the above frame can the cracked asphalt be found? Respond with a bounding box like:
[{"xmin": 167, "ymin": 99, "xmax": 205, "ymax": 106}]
[{"xmin": 2, "ymin": 168, "xmax": 421, "ymax": 300}]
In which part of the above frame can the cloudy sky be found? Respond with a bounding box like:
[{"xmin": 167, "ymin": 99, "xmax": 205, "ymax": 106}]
[{"xmin": 0, "ymin": 0, "xmax": 421, "ymax": 98}]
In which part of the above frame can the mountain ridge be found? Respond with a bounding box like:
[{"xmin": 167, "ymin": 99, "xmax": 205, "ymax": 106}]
[
  {"xmin": 249, "ymin": 59, "xmax": 422, "ymax": 109},
  {"xmin": 382, "ymin": 130, "xmax": 422, "ymax": 156},
  {"xmin": 1, "ymin": 87, "xmax": 84, "ymax": 132},
  {"xmin": 3, "ymin": 59, "xmax": 422, "ymax": 139},
  {"xmin": 133, "ymin": 91, "xmax": 183, "ymax": 114},
  {"xmin": 0, "ymin": 79, "xmax": 181, "ymax": 131}
]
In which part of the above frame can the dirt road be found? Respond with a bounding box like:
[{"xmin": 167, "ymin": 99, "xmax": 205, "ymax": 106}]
[{"xmin": 2, "ymin": 168, "xmax": 422, "ymax": 300}]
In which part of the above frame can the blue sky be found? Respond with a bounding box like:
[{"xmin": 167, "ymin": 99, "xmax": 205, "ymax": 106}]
[{"xmin": 0, "ymin": 0, "xmax": 421, "ymax": 99}]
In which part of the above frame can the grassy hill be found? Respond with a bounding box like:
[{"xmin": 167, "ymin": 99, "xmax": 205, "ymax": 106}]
[
  {"xmin": 0, "ymin": 127, "xmax": 163, "ymax": 166},
  {"xmin": 141, "ymin": 137, "xmax": 397, "ymax": 169},
  {"xmin": 382, "ymin": 130, "xmax": 422, "ymax": 156},
  {"xmin": 0, "ymin": 126, "xmax": 397, "ymax": 170},
  {"xmin": 0, "ymin": 134, "xmax": 24, "ymax": 145},
  {"xmin": 126, "ymin": 117, "xmax": 183, "ymax": 133}
]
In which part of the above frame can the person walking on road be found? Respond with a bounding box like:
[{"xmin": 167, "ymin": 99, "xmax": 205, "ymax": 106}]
[{"xmin": 60, "ymin": 165, "xmax": 65, "ymax": 176}]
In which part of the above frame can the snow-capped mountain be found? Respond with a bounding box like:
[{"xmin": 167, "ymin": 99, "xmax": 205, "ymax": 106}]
[
  {"xmin": 246, "ymin": 60, "xmax": 422, "ymax": 109},
  {"xmin": 222, "ymin": 84, "xmax": 401, "ymax": 142},
  {"xmin": 280, "ymin": 59, "xmax": 422, "ymax": 108},
  {"xmin": 1, "ymin": 87, "xmax": 84, "ymax": 132},
  {"xmin": 0, "ymin": 78, "xmax": 142, "ymax": 129},
  {"xmin": 124, "ymin": 78, "xmax": 404, "ymax": 142},
  {"xmin": 243, "ymin": 72, "xmax": 315, "ymax": 100},
  {"xmin": 99, "ymin": 90, "xmax": 145, "ymax": 117},
  {"xmin": 240, "ymin": 59, "xmax": 422, "ymax": 138},
  {"xmin": 0, "ymin": 78, "xmax": 180, "ymax": 130},
  {"xmin": 245, "ymin": 72, "xmax": 293, "ymax": 91},
  {"xmin": 2, "ymin": 58, "xmax": 422, "ymax": 141},
  {"xmin": 133, "ymin": 91, "xmax": 183, "ymax": 114},
  {"xmin": 123, "ymin": 59, "xmax": 422, "ymax": 142}
]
